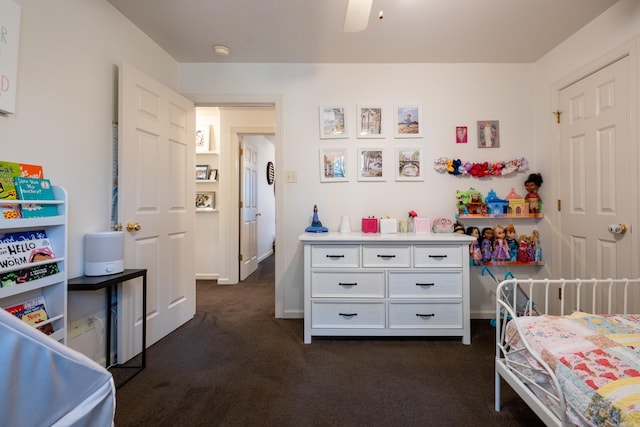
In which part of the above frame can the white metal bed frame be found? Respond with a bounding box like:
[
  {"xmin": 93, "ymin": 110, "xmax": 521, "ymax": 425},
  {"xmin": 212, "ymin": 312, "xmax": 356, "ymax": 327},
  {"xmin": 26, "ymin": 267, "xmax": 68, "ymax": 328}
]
[{"xmin": 494, "ymin": 278, "xmax": 640, "ymax": 426}]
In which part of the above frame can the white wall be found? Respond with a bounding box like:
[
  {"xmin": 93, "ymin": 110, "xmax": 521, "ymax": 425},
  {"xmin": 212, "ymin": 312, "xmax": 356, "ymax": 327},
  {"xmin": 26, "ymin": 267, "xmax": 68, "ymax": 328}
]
[
  {"xmin": 180, "ymin": 63, "xmax": 538, "ymax": 317},
  {"xmin": 0, "ymin": 0, "xmax": 180, "ymax": 359}
]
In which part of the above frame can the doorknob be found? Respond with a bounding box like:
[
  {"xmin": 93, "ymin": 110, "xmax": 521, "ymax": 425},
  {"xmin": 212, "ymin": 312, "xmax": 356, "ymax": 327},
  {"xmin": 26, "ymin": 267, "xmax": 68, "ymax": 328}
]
[
  {"xmin": 255, "ymin": 212, "xmax": 262, "ymax": 217},
  {"xmin": 608, "ymin": 223, "xmax": 627, "ymax": 234},
  {"xmin": 126, "ymin": 221, "xmax": 142, "ymax": 232}
]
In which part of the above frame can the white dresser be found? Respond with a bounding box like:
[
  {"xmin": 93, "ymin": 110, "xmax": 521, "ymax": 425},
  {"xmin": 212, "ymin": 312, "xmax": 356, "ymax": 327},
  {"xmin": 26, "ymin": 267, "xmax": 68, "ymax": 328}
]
[{"xmin": 299, "ymin": 232, "xmax": 476, "ymax": 344}]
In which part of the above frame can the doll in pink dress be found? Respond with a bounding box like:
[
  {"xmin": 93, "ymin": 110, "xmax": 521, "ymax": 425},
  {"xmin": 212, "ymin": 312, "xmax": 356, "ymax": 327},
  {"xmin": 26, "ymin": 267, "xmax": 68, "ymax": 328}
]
[{"xmin": 491, "ymin": 225, "xmax": 510, "ymax": 261}]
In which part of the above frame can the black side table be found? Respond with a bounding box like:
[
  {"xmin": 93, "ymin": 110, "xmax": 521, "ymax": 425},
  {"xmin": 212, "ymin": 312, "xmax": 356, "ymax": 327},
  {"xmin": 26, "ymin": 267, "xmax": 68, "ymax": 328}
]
[{"xmin": 68, "ymin": 268, "xmax": 147, "ymax": 388}]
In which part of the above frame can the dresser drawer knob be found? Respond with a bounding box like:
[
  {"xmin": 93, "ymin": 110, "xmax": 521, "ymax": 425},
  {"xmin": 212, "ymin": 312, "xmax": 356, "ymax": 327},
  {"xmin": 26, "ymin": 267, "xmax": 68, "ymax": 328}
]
[
  {"xmin": 338, "ymin": 282, "xmax": 358, "ymax": 286},
  {"xmin": 326, "ymin": 254, "xmax": 345, "ymax": 258},
  {"xmin": 428, "ymin": 255, "xmax": 447, "ymax": 258},
  {"xmin": 416, "ymin": 313, "xmax": 435, "ymax": 318},
  {"xmin": 339, "ymin": 312, "xmax": 358, "ymax": 317},
  {"xmin": 416, "ymin": 283, "xmax": 435, "ymax": 287},
  {"xmin": 377, "ymin": 254, "xmax": 396, "ymax": 258}
]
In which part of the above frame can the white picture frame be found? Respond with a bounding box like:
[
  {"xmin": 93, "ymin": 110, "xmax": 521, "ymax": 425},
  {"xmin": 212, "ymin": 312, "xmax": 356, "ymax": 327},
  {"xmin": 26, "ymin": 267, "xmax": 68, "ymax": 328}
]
[
  {"xmin": 357, "ymin": 105, "xmax": 384, "ymax": 138},
  {"xmin": 195, "ymin": 191, "xmax": 215, "ymax": 210},
  {"xmin": 319, "ymin": 105, "xmax": 348, "ymax": 139},
  {"xmin": 196, "ymin": 124, "xmax": 211, "ymax": 152},
  {"xmin": 319, "ymin": 148, "xmax": 349, "ymax": 182},
  {"xmin": 394, "ymin": 105, "xmax": 422, "ymax": 138},
  {"xmin": 395, "ymin": 147, "xmax": 424, "ymax": 181},
  {"xmin": 357, "ymin": 147, "xmax": 385, "ymax": 182}
]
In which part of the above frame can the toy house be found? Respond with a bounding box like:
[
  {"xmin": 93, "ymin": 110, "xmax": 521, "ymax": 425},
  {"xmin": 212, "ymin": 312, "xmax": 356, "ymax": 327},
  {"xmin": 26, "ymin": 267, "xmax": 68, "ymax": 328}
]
[
  {"xmin": 484, "ymin": 189, "xmax": 509, "ymax": 216},
  {"xmin": 505, "ymin": 187, "xmax": 529, "ymax": 216}
]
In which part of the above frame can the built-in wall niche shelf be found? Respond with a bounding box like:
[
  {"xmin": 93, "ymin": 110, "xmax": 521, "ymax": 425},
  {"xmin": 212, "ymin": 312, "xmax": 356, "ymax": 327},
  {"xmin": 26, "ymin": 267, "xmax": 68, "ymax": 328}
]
[
  {"xmin": 196, "ymin": 208, "xmax": 219, "ymax": 213},
  {"xmin": 456, "ymin": 214, "xmax": 543, "ymax": 219},
  {"xmin": 196, "ymin": 179, "xmax": 218, "ymax": 183}
]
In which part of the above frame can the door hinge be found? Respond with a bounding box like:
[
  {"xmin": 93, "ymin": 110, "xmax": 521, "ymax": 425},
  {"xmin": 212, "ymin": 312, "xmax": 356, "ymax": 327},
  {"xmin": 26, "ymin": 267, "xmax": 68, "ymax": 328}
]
[
  {"xmin": 239, "ymin": 147, "xmax": 244, "ymax": 157},
  {"xmin": 239, "ymin": 200, "xmax": 243, "ymax": 208},
  {"xmin": 239, "ymin": 254, "xmax": 243, "ymax": 261},
  {"xmin": 557, "ymin": 199, "xmax": 561, "ymax": 212},
  {"xmin": 553, "ymin": 111, "xmax": 562, "ymax": 123}
]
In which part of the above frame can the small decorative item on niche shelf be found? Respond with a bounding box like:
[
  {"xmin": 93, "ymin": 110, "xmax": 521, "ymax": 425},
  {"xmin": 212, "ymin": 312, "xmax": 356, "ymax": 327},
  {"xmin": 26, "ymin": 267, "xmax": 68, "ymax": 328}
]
[
  {"xmin": 195, "ymin": 192, "xmax": 215, "ymax": 210},
  {"xmin": 195, "ymin": 165, "xmax": 209, "ymax": 180},
  {"xmin": 208, "ymin": 168, "xmax": 218, "ymax": 181},
  {"xmin": 196, "ymin": 125, "xmax": 211, "ymax": 152}
]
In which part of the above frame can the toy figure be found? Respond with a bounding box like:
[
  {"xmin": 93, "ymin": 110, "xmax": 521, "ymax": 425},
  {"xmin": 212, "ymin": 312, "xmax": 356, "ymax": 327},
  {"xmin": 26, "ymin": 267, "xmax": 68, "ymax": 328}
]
[
  {"xmin": 466, "ymin": 226, "xmax": 482, "ymax": 266},
  {"xmin": 525, "ymin": 173, "xmax": 543, "ymax": 214},
  {"xmin": 454, "ymin": 221, "xmax": 465, "ymax": 234},
  {"xmin": 491, "ymin": 225, "xmax": 510, "ymax": 261},
  {"xmin": 517, "ymin": 234, "xmax": 533, "ymax": 263},
  {"xmin": 505, "ymin": 224, "xmax": 518, "ymax": 262},
  {"xmin": 305, "ymin": 204, "xmax": 328, "ymax": 233},
  {"xmin": 532, "ymin": 229, "xmax": 542, "ymax": 262},
  {"xmin": 481, "ymin": 227, "xmax": 494, "ymax": 262}
]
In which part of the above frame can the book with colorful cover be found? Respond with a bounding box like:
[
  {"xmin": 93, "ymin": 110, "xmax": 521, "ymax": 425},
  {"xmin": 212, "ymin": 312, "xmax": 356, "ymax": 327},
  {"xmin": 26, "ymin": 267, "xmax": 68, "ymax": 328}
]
[
  {"xmin": 14, "ymin": 177, "xmax": 57, "ymax": 218},
  {"xmin": 4, "ymin": 296, "xmax": 54, "ymax": 335},
  {"xmin": 19, "ymin": 163, "xmax": 44, "ymax": 179},
  {"xmin": 0, "ymin": 161, "xmax": 21, "ymax": 219},
  {"xmin": 0, "ymin": 230, "xmax": 55, "ymax": 271},
  {"xmin": 0, "ymin": 263, "xmax": 60, "ymax": 288}
]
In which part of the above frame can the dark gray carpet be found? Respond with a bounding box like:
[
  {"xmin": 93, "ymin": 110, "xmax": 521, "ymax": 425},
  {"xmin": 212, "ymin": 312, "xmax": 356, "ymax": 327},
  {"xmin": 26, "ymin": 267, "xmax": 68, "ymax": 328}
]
[{"xmin": 114, "ymin": 256, "xmax": 542, "ymax": 426}]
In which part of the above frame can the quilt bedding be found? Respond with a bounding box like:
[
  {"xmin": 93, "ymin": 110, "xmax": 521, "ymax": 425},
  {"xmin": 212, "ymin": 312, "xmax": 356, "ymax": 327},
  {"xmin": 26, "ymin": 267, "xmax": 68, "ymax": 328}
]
[{"xmin": 507, "ymin": 312, "xmax": 640, "ymax": 426}]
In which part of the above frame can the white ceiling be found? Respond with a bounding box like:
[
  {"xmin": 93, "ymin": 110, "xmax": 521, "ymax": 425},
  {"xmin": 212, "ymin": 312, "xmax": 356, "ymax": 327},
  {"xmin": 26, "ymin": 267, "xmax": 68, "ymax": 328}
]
[{"xmin": 107, "ymin": 0, "xmax": 619, "ymax": 64}]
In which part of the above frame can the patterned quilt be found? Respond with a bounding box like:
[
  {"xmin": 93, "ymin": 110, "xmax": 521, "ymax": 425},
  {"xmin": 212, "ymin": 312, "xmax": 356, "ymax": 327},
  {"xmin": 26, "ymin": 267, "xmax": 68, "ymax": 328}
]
[{"xmin": 508, "ymin": 312, "xmax": 640, "ymax": 426}]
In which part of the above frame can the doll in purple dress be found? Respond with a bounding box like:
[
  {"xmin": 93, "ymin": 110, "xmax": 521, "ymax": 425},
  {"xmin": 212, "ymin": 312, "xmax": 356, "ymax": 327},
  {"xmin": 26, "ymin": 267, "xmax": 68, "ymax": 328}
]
[
  {"xmin": 481, "ymin": 227, "xmax": 494, "ymax": 262},
  {"xmin": 491, "ymin": 225, "xmax": 510, "ymax": 261}
]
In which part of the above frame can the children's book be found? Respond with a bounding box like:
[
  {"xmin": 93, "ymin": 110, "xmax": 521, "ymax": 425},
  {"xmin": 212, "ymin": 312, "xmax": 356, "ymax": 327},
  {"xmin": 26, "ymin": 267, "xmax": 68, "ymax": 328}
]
[
  {"xmin": 4, "ymin": 296, "xmax": 54, "ymax": 335},
  {"xmin": 14, "ymin": 177, "xmax": 57, "ymax": 218},
  {"xmin": 0, "ymin": 263, "xmax": 60, "ymax": 288},
  {"xmin": 0, "ymin": 161, "xmax": 21, "ymax": 219},
  {"xmin": 19, "ymin": 163, "xmax": 44, "ymax": 179},
  {"xmin": 0, "ymin": 230, "xmax": 55, "ymax": 270}
]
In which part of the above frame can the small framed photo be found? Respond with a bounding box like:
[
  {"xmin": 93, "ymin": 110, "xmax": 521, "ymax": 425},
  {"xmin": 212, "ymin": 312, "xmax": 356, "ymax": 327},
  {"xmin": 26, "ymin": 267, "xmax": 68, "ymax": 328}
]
[
  {"xmin": 195, "ymin": 192, "xmax": 215, "ymax": 210},
  {"xmin": 395, "ymin": 147, "xmax": 424, "ymax": 181},
  {"xmin": 208, "ymin": 168, "xmax": 218, "ymax": 181},
  {"xmin": 357, "ymin": 147, "xmax": 385, "ymax": 181},
  {"xmin": 195, "ymin": 164, "xmax": 210, "ymax": 180},
  {"xmin": 456, "ymin": 126, "xmax": 468, "ymax": 143},
  {"xmin": 320, "ymin": 148, "xmax": 349, "ymax": 182},
  {"xmin": 319, "ymin": 105, "xmax": 348, "ymax": 139},
  {"xmin": 357, "ymin": 105, "xmax": 384, "ymax": 138},
  {"xmin": 394, "ymin": 105, "xmax": 422, "ymax": 138},
  {"xmin": 477, "ymin": 120, "xmax": 500, "ymax": 148},
  {"xmin": 414, "ymin": 217, "xmax": 431, "ymax": 233},
  {"xmin": 196, "ymin": 125, "xmax": 211, "ymax": 152}
]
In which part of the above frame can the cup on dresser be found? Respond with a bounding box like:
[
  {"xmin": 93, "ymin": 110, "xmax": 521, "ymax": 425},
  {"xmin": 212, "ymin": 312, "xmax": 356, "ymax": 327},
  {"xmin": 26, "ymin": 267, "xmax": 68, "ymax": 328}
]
[{"xmin": 339, "ymin": 216, "xmax": 351, "ymax": 233}]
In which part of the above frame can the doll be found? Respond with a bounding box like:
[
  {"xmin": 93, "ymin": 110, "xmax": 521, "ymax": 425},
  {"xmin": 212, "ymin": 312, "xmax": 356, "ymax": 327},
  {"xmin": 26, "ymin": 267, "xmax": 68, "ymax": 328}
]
[
  {"xmin": 491, "ymin": 225, "xmax": 510, "ymax": 261},
  {"xmin": 504, "ymin": 224, "xmax": 518, "ymax": 262},
  {"xmin": 466, "ymin": 226, "xmax": 482, "ymax": 266},
  {"xmin": 525, "ymin": 173, "xmax": 543, "ymax": 214},
  {"xmin": 480, "ymin": 227, "xmax": 494, "ymax": 262},
  {"xmin": 517, "ymin": 234, "xmax": 533, "ymax": 263},
  {"xmin": 532, "ymin": 229, "xmax": 542, "ymax": 262}
]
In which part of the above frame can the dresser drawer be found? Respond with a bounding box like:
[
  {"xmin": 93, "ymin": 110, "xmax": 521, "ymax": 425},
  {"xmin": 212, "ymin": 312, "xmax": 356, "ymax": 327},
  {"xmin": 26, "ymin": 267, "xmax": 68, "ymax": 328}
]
[
  {"xmin": 311, "ymin": 245, "xmax": 360, "ymax": 268},
  {"xmin": 362, "ymin": 245, "xmax": 411, "ymax": 267},
  {"xmin": 388, "ymin": 302, "xmax": 462, "ymax": 328},
  {"xmin": 311, "ymin": 301, "xmax": 385, "ymax": 328},
  {"xmin": 311, "ymin": 271, "xmax": 384, "ymax": 298},
  {"xmin": 413, "ymin": 245, "xmax": 463, "ymax": 268},
  {"xmin": 388, "ymin": 271, "xmax": 462, "ymax": 298}
]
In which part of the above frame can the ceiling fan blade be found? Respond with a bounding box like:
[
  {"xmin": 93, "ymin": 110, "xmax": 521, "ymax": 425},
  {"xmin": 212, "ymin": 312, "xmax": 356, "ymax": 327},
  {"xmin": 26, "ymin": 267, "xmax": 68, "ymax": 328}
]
[{"xmin": 344, "ymin": 0, "xmax": 373, "ymax": 33}]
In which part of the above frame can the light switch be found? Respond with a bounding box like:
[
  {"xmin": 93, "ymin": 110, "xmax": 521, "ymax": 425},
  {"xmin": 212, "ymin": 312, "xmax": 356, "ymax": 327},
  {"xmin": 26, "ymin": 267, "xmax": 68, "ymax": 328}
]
[{"xmin": 285, "ymin": 171, "xmax": 298, "ymax": 183}]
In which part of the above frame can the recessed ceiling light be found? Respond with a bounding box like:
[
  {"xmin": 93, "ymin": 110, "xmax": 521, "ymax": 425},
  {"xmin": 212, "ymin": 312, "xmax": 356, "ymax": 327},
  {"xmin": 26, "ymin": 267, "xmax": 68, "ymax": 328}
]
[{"xmin": 213, "ymin": 45, "xmax": 231, "ymax": 57}]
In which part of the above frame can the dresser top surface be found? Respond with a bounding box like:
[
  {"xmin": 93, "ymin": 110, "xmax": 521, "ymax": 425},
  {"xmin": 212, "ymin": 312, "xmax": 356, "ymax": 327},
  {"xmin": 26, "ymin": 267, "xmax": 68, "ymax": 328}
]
[{"xmin": 298, "ymin": 232, "xmax": 476, "ymax": 244}]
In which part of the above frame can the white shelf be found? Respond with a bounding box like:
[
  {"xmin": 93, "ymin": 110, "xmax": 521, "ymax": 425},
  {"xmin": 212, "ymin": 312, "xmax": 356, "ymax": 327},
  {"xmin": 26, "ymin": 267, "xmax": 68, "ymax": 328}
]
[{"xmin": 0, "ymin": 186, "xmax": 68, "ymax": 345}]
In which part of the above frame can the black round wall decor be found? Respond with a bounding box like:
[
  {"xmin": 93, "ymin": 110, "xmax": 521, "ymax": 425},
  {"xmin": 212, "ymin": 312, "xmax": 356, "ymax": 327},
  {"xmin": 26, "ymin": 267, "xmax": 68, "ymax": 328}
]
[{"xmin": 266, "ymin": 161, "xmax": 275, "ymax": 185}]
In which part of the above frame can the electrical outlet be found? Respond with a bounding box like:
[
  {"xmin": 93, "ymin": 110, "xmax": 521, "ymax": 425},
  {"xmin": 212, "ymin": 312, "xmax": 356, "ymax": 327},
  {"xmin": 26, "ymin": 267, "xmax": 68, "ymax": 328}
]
[
  {"xmin": 285, "ymin": 171, "xmax": 297, "ymax": 183},
  {"xmin": 84, "ymin": 317, "xmax": 95, "ymax": 332},
  {"xmin": 69, "ymin": 320, "xmax": 83, "ymax": 339}
]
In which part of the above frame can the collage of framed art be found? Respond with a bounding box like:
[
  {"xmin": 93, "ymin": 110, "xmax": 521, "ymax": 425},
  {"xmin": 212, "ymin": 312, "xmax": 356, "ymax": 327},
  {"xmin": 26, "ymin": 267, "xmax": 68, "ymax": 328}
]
[{"xmin": 318, "ymin": 104, "xmax": 423, "ymax": 183}]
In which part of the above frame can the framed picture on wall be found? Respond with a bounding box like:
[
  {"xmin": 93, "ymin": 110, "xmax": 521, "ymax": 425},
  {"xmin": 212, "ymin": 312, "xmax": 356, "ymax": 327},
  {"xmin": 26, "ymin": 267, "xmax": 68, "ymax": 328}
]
[
  {"xmin": 357, "ymin": 147, "xmax": 385, "ymax": 181},
  {"xmin": 195, "ymin": 164, "xmax": 210, "ymax": 180},
  {"xmin": 196, "ymin": 125, "xmax": 211, "ymax": 152},
  {"xmin": 477, "ymin": 120, "xmax": 500, "ymax": 148},
  {"xmin": 195, "ymin": 192, "xmax": 215, "ymax": 210},
  {"xmin": 395, "ymin": 147, "xmax": 424, "ymax": 181},
  {"xmin": 319, "ymin": 148, "xmax": 349, "ymax": 182},
  {"xmin": 394, "ymin": 105, "xmax": 422, "ymax": 138},
  {"xmin": 319, "ymin": 105, "xmax": 348, "ymax": 139},
  {"xmin": 357, "ymin": 105, "xmax": 384, "ymax": 138}
]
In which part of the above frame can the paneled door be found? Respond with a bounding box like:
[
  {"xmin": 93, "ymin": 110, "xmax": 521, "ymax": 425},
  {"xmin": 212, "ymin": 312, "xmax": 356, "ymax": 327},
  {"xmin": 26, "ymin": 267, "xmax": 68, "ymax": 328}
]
[
  {"xmin": 117, "ymin": 63, "xmax": 196, "ymax": 362},
  {"xmin": 559, "ymin": 55, "xmax": 633, "ymax": 286},
  {"xmin": 239, "ymin": 136, "xmax": 259, "ymax": 280}
]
